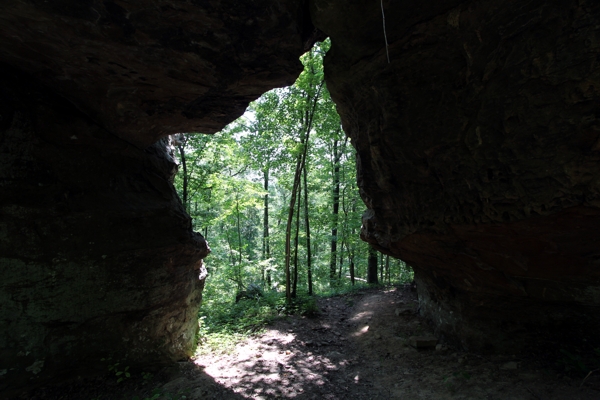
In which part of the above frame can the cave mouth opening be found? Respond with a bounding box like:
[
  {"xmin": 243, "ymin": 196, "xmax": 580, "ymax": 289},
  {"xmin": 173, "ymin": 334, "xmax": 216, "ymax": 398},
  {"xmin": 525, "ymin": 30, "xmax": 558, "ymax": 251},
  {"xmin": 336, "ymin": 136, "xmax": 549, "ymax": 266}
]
[{"xmin": 170, "ymin": 39, "xmax": 415, "ymax": 346}]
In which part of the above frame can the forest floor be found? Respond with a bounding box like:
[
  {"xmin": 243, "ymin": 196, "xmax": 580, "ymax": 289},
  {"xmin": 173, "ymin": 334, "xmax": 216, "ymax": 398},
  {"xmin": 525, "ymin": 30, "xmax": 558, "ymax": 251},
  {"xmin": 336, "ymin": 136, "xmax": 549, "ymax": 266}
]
[{"xmin": 19, "ymin": 286, "xmax": 600, "ymax": 399}]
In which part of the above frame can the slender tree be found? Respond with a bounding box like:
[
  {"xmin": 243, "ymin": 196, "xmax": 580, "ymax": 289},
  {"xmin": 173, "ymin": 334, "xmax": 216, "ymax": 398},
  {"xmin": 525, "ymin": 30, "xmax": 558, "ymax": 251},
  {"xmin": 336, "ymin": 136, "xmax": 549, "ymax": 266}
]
[
  {"xmin": 283, "ymin": 48, "xmax": 324, "ymax": 301},
  {"xmin": 329, "ymin": 136, "xmax": 339, "ymax": 286},
  {"xmin": 367, "ymin": 245, "xmax": 379, "ymax": 284},
  {"xmin": 176, "ymin": 135, "xmax": 190, "ymax": 213},
  {"xmin": 303, "ymin": 162, "xmax": 313, "ymax": 295},
  {"xmin": 284, "ymin": 90, "xmax": 321, "ymax": 301},
  {"xmin": 380, "ymin": 251, "xmax": 384, "ymax": 283},
  {"xmin": 386, "ymin": 255, "xmax": 390, "ymax": 284},
  {"xmin": 263, "ymin": 168, "xmax": 271, "ymax": 286},
  {"xmin": 292, "ymin": 177, "xmax": 302, "ymax": 298}
]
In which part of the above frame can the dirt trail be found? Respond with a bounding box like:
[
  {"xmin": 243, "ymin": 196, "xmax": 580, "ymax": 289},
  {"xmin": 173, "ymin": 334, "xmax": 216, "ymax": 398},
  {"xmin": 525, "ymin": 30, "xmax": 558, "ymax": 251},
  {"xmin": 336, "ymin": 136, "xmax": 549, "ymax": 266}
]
[
  {"xmin": 187, "ymin": 286, "xmax": 599, "ymax": 399},
  {"xmin": 18, "ymin": 286, "xmax": 600, "ymax": 399}
]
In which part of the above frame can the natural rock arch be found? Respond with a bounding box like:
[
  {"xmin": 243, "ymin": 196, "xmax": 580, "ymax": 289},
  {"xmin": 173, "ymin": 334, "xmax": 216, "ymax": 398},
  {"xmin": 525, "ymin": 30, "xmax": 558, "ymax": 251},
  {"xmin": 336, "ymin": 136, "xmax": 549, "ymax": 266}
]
[
  {"xmin": 1, "ymin": 0, "xmax": 599, "ymax": 395},
  {"xmin": 0, "ymin": 1, "xmax": 318, "ymax": 394}
]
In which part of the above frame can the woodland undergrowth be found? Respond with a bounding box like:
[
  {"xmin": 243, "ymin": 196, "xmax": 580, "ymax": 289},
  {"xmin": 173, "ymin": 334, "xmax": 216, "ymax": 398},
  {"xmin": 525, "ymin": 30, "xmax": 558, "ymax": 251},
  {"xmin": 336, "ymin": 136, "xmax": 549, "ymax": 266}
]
[{"xmin": 195, "ymin": 283, "xmax": 380, "ymax": 356}]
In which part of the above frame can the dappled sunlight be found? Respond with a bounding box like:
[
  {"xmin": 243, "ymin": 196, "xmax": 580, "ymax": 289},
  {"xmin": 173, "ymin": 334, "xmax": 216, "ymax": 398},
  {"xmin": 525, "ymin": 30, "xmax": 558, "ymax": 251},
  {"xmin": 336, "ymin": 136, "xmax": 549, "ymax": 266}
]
[
  {"xmin": 352, "ymin": 324, "xmax": 370, "ymax": 338},
  {"xmin": 348, "ymin": 310, "xmax": 374, "ymax": 324},
  {"xmin": 195, "ymin": 325, "xmax": 357, "ymax": 398},
  {"xmin": 20, "ymin": 288, "xmax": 598, "ymax": 399},
  {"xmin": 186, "ymin": 286, "xmax": 600, "ymax": 399},
  {"xmin": 190, "ymin": 294, "xmax": 386, "ymax": 399},
  {"xmin": 348, "ymin": 299, "xmax": 375, "ymax": 338}
]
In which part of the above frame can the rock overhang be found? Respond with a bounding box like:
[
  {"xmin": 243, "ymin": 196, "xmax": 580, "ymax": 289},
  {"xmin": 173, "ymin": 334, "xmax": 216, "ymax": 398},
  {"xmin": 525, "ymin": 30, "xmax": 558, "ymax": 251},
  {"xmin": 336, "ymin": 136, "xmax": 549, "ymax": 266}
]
[
  {"xmin": 0, "ymin": 0, "xmax": 322, "ymax": 395},
  {"xmin": 310, "ymin": 0, "xmax": 600, "ymax": 350},
  {"xmin": 0, "ymin": 0, "xmax": 322, "ymax": 146},
  {"xmin": 2, "ymin": 0, "xmax": 600, "ymax": 395}
]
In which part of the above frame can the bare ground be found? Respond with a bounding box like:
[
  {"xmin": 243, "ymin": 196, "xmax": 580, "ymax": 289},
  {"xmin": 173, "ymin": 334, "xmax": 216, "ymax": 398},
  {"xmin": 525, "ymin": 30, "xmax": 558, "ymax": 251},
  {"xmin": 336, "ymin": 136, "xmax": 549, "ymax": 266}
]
[
  {"xmin": 17, "ymin": 286, "xmax": 600, "ymax": 399},
  {"xmin": 187, "ymin": 286, "xmax": 600, "ymax": 400}
]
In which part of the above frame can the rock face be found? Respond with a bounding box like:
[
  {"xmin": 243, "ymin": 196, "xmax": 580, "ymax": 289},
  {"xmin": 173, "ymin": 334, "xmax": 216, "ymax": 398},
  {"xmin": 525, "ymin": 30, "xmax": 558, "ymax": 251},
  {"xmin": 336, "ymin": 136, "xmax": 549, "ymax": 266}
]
[
  {"xmin": 0, "ymin": 64, "xmax": 209, "ymax": 394},
  {"xmin": 311, "ymin": 0, "xmax": 600, "ymax": 350},
  {"xmin": 0, "ymin": 0, "xmax": 319, "ymax": 146},
  {"xmin": 0, "ymin": 0, "xmax": 318, "ymax": 395},
  {"xmin": 2, "ymin": 0, "xmax": 600, "ymax": 394}
]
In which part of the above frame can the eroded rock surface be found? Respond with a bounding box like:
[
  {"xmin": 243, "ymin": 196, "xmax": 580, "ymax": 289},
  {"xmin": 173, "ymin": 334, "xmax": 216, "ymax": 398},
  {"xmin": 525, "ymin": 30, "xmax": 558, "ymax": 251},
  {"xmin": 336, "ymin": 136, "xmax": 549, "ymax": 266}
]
[
  {"xmin": 3, "ymin": 0, "xmax": 600, "ymax": 395},
  {"xmin": 312, "ymin": 0, "xmax": 600, "ymax": 349},
  {"xmin": 0, "ymin": 1, "xmax": 319, "ymax": 395},
  {"xmin": 0, "ymin": 64, "xmax": 210, "ymax": 394},
  {"xmin": 0, "ymin": 0, "xmax": 319, "ymax": 146}
]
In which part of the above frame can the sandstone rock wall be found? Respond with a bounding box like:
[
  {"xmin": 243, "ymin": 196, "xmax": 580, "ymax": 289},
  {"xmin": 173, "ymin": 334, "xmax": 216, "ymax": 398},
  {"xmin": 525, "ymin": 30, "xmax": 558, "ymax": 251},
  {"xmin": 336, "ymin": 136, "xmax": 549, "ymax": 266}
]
[
  {"xmin": 0, "ymin": 0, "xmax": 318, "ymax": 146},
  {"xmin": 3, "ymin": 0, "xmax": 600, "ymax": 394},
  {"xmin": 0, "ymin": 1, "xmax": 318, "ymax": 394},
  {"xmin": 311, "ymin": 0, "xmax": 600, "ymax": 349},
  {"xmin": 0, "ymin": 65, "xmax": 210, "ymax": 394}
]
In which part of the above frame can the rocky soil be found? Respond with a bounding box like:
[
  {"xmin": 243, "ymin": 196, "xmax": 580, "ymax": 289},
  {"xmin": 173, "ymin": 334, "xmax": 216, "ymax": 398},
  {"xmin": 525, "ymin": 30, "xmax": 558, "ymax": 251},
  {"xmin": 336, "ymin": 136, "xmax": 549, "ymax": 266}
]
[{"xmin": 17, "ymin": 286, "xmax": 600, "ymax": 399}]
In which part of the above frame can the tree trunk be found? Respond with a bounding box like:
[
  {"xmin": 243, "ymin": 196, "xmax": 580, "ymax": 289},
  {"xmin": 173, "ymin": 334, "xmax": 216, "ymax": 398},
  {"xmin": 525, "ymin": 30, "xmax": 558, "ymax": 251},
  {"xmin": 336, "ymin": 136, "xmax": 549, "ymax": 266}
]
[
  {"xmin": 349, "ymin": 194, "xmax": 356, "ymax": 286},
  {"xmin": 367, "ymin": 245, "xmax": 379, "ymax": 284},
  {"xmin": 303, "ymin": 163, "xmax": 313, "ymax": 296},
  {"xmin": 285, "ymin": 150, "xmax": 303, "ymax": 302},
  {"xmin": 338, "ymin": 243, "xmax": 343, "ymax": 281},
  {"xmin": 386, "ymin": 254, "xmax": 390, "ymax": 284},
  {"xmin": 349, "ymin": 256, "xmax": 355, "ymax": 285},
  {"xmin": 284, "ymin": 81, "xmax": 323, "ymax": 302},
  {"xmin": 176, "ymin": 137, "xmax": 189, "ymax": 213},
  {"xmin": 380, "ymin": 251, "xmax": 384, "ymax": 283},
  {"xmin": 235, "ymin": 195, "xmax": 243, "ymax": 291},
  {"xmin": 330, "ymin": 137, "xmax": 340, "ymax": 287},
  {"xmin": 292, "ymin": 179, "xmax": 302, "ymax": 298},
  {"xmin": 204, "ymin": 189, "xmax": 211, "ymax": 239},
  {"xmin": 263, "ymin": 168, "xmax": 271, "ymax": 287}
]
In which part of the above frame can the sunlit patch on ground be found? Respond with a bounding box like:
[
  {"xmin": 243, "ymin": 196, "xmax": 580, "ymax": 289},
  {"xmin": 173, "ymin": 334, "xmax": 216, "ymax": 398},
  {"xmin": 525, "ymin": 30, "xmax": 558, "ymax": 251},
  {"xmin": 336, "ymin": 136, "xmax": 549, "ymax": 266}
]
[
  {"xmin": 195, "ymin": 327, "xmax": 349, "ymax": 398},
  {"xmin": 189, "ymin": 287, "xmax": 600, "ymax": 399},
  {"xmin": 22, "ymin": 286, "xmax": 599, "ymax": 399}
]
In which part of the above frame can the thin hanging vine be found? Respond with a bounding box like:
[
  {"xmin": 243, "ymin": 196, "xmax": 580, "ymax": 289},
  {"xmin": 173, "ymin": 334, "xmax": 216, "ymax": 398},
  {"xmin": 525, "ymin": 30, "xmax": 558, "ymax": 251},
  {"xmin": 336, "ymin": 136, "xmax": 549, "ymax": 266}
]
[{"xmin": 381, "ymin": 0, "xmax": 390, "ymax": 63}]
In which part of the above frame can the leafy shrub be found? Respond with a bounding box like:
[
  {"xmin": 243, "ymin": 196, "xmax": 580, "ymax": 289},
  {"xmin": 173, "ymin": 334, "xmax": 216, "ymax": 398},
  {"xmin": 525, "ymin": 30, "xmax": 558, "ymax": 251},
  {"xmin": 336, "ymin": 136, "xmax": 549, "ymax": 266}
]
[
  {"xmin": 197, "ymin": 291, "xmax": 320, "ymax": 354},
  {"xmin": 319, "ymin": 282, "xmax": 375, "ymax": 298}
]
